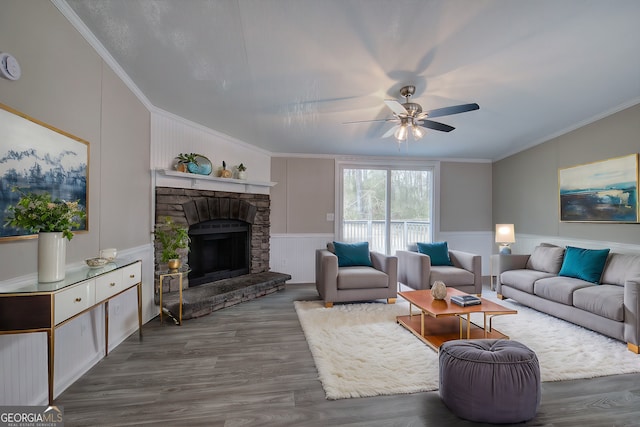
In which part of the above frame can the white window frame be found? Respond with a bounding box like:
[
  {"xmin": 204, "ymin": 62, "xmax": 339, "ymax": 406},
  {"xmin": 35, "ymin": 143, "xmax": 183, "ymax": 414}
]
[{"xmin": 334, "ymin": 158, "xmax": 440, "ymax": 254}]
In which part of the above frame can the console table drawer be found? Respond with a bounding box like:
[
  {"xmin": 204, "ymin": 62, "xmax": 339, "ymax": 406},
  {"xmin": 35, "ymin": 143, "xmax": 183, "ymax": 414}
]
[
  {"xmin": 122, "ymin": 262, "xmax": 141, "ymax": 287},
  {"xmin": 95, "ymin": 270, "xmax": 124, "ymax": 302},
  {"xmin": 54, "ymin": 281, "xmax": 95, "ymax": 325}
]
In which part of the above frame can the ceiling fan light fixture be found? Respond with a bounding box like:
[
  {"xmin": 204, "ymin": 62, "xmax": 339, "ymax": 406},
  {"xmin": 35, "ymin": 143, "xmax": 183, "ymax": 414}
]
[
  {"xmin": 411, "ymin": 124, "xmax": 425, "ymax": 140},
  {"xmin": 395, "ymin": 123, "xmax": 408, "ymax": 141}
]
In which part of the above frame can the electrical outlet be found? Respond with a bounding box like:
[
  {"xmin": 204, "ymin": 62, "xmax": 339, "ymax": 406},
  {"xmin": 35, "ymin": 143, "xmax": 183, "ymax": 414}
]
[{"xmin": 326, "ymin": 213, "xmax": 335, "ymax": 221}]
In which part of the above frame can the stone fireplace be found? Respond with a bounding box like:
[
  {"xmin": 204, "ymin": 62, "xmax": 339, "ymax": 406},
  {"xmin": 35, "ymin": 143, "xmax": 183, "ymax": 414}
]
[{"xmin": 155, "ymin": 187, "xmax": 271, "ymax": 290}]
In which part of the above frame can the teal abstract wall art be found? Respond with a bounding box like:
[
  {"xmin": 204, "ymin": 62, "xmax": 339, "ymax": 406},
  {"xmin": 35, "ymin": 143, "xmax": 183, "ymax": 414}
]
[{"xmin": 559, "ymin": 154, "xmax": 638, "ymax": 223}]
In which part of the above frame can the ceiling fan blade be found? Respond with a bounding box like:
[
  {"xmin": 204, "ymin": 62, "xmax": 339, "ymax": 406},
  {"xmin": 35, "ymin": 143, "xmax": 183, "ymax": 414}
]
[
  {"xmin": 382, "ymin": 125, "xmax": 399, "ymax": 138},
  {"xmin": 419, "ymin": 119, "xmax": 455, "ymax": 132},
  {"xmin": 384, "ymin": 99, "xmax": 408, "ymax": 116},
  {"xmin": 422, "ymin": 103, "xmax": 479, "ymax": 119},
  {"xmin": 343, "ymin": 118, "xmax": 395, "ymax": 124}
]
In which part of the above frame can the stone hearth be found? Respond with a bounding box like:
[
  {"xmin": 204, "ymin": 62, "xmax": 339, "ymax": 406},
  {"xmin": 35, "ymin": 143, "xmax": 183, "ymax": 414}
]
[{"xmin": 162, "ymin": 271, "xmax": 291, "ymax": 320}]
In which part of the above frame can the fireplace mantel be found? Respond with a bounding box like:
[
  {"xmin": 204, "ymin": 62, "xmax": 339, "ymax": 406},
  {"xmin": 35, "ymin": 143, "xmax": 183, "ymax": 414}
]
[{"xmin": 154, "ymin": 169, "xmax": 276, "ymax": 194}]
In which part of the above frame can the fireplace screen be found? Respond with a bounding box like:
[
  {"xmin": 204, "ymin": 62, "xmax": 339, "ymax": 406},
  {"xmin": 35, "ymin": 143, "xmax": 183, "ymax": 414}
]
[{"xmin": 188, "ymin": 219, "xmax": 250, "ymax": 286}]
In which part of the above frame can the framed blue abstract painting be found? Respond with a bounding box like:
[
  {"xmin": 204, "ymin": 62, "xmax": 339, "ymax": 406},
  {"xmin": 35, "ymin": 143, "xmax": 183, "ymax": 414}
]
[
  {"xmin": 0, "ymin": 103, "xmax": 89, "ymax": 240},
  {"xmin": 559, "ymin": 154, "xmax": 638, "ymax": 223}
]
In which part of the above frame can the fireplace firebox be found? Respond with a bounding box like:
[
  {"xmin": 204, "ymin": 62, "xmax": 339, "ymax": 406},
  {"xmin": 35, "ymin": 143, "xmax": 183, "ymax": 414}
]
[{"xmin": 188, "ymin": 219, "xmax": 251, "ymax": 287}]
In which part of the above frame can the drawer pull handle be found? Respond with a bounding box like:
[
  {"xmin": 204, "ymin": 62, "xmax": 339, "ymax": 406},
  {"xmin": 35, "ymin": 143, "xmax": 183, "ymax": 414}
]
[
  {"xmin": 110, "ymin": 282, "xmax": 116, "ymax": 287},
  {"xmin": 129, "ymin": 274, "xmax": 135, "ymax": 278},
  {"xmin": 75, "ymin": 297, "xmax": 82, "ymax": 302}
]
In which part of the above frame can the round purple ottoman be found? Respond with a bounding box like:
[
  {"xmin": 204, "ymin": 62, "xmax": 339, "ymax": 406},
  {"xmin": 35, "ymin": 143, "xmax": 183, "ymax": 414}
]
[{"xmin": 439, "ymin": 339, "xmax": 541, "ymax": 424}]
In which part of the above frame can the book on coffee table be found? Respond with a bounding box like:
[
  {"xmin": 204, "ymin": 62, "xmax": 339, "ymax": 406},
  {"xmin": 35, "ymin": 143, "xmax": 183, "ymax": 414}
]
[{"xmin": 451, "ymin": 295, "xmax": 482, "ymax": 307}]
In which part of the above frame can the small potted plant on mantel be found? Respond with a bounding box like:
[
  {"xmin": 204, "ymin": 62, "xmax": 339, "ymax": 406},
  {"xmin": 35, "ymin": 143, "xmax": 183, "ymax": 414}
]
[
  {"xmin": 236, "ymin": 163, "xmax": 247, "ymax": 180},
  {"xmin": 155, "ymin": 216, "xmax": 190, "ymax": 272}
]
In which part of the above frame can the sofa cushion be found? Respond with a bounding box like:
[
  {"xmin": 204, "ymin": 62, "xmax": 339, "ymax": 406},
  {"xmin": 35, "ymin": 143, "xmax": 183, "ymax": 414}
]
[
  {"xmin": 500, "ymin": 270, "xmax": 555, "ymax": 294},
  {"xmin": 332, "ymin": 241, "xmax": 372, "ymax": 267},
  {"xmin": 558, "ymin": 246, "xmax": 610, "ymax": 284},
  {"xmin": 526, "ymin": 245, "xmax": 565, "ymax": 274},
  {"xmin": 337, "ymin": 266, "xmax": 388, "ymax": 289},
  {"xmin": 572, "ymin": 285, "xmax": 624, "ymax": 321},
  {"xmin": 416, "ymin": 241, "xmax": 453, "ymax": 266},
  {"xmin": 533, "ymin": 276, "xmax": 593, "ymax": 305},
  {"xmin": 430, "ymin": 266, "xmax": 475, "ymax": 286},
  {"xmin": 601, "ymin": 253, "xmax": 640, "ymax": 286}
]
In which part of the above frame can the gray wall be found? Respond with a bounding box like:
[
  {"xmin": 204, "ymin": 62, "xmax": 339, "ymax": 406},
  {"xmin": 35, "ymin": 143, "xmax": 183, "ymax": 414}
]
[
  {"xmin": 271, "ymin": 157, "xmax": 493, "ymax": 235},
  {"xmin": 271, "ymin": 157, "xmax": 335, "ymax": 234},
  {"xmin": 494, "ymin": 103, "xmax": 640, "ymax": 244},
  {"xmin": 0, "ymin": 1, "xmax": 151, "ymax": 280},
  {"xmin": 440, "ymin": 162, "xmax": 493, "ymax": 232}
]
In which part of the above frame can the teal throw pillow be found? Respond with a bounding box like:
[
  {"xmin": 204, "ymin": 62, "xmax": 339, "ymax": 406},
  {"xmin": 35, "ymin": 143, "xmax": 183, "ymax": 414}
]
[
  {"xmin": 416, "ymin": 241, "xmax": 453, "ymax": 266},
  {"xmin": 558, "ymin": 246, "xmax": 610, "ymax": 284},
  {"xmin": 332, "ymin": 241, "xmax": 372, "ymax": 267}
]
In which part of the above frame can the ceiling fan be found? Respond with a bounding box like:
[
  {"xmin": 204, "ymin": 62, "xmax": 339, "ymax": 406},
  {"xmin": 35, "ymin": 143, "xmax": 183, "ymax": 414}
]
[{"xmin": 345, "ymin": 85, "xmax": 479, "ymax": 142}]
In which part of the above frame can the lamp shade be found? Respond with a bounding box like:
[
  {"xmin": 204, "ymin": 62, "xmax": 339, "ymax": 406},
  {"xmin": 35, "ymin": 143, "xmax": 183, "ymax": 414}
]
[{"xmin": 495, "ymin": 224, "xmax": 515, "ymax": 243}]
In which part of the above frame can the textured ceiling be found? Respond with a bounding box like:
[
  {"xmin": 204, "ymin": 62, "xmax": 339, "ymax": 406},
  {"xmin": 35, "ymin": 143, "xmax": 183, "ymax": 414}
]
[{"xmin": 64, "ymin": 0, "xmax": 640, "ymax": 160}]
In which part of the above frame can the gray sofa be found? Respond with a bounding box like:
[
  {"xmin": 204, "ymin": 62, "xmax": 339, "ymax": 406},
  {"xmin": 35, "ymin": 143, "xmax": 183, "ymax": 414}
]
[
  {"xmin": 496, "ymin": 244, "xmax": 640, "ymax": 353},
  {"xmin": 397, "ymin": 245, "xmax": 482, "ymax": 295}
]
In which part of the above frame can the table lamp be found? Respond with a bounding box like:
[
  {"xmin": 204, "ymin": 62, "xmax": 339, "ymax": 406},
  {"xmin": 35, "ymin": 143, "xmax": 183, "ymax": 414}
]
[{"xmin": 495, "ymin": 224, "xmax": 515, "ymax": 254}]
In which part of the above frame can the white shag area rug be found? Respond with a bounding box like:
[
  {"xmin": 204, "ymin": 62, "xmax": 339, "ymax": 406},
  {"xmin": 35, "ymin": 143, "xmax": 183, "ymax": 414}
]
[{"xmin": 294, "ymin": 296, "xmax": 640, "ymax": 400}]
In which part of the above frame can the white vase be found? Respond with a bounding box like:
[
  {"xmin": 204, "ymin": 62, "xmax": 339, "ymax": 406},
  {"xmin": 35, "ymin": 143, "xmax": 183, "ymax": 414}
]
[
  {"xmin": 237, "ymin": 170, "xmax": 247, "ymax": 180},
  {"xmin": 38, "ymin": 232, "xmax": 67, "ymax": 282}
]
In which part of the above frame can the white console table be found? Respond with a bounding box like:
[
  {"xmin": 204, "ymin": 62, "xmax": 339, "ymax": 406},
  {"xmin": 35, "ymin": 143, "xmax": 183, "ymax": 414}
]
[{"xmin": 0, "ymin": 259, "xmax": 143, "ymax": 404}]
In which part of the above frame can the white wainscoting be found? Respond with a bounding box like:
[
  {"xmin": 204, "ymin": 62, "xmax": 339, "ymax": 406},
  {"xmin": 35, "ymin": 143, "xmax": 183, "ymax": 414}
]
[
  {"xmin": 269, "ymin": 232, "xmax": 496, "ymax": 283},
  {"xmin": 511, "ymin": 234, "xmax": 640, "ymax": 256},
  {"xmin": 268, "ymin": 231, "xmax": 640, "ymax": 288},
  {"xmin": 270, "ymin": 234, "xmax": 334, "ymax": 283},
  {"xmin": 0, "ymin": 244, "xmax": 154, "ymax": 405}
]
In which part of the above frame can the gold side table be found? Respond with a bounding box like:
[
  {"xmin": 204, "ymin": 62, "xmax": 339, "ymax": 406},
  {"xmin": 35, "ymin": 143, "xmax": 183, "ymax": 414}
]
[{"xmin": 158, "ymin": 267, "xmax": 190, "ymax": 325}]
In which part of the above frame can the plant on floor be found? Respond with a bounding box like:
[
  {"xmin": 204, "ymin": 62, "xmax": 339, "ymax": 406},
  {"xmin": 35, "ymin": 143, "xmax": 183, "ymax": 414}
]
[{"xmin": 155, "ymin": 216, "xmax": 190, "ymax": 263}]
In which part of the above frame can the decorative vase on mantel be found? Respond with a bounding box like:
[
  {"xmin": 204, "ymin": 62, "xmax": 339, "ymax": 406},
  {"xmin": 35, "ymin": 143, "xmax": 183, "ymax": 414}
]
[{"xmin": 38, "ymin": 232, "xmax": 67, "ymax": 283}]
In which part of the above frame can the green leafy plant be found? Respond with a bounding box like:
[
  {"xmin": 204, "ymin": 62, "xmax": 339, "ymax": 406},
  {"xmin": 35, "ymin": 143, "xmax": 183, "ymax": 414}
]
[
  {"xmin": 4, "ymin": 187, "xmax": 86, "ymax": 240},
  {"xmin": 237, "ymin": 163, "xmax": 247, "ymax": 172},
  {"xmin": 154, "ymin": 216, "xmax": 190, "ymax": 262},
  {"xmin": 175, "ymin": 153, "xmax": 202, "ymax": 165}
]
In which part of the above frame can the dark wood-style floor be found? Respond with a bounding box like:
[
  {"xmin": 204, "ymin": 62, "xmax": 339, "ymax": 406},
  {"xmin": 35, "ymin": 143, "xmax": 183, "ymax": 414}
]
[{"xmin": 57, "ymin": 283, "xmax": 640, "ymax": 426}]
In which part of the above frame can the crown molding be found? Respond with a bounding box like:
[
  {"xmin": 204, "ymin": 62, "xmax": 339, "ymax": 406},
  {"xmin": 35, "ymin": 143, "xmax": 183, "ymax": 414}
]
[
  {"xmin": 493, "ymin": 97, "xmax": 640, "ymax": 162},
  {"xmin": 51, "ymin": 0, "xmax": 153, "ymax": 111}
]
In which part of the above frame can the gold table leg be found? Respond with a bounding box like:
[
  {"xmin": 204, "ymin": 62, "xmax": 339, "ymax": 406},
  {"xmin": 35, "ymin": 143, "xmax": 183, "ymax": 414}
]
[
  {"xmin": 178, "ymin": 273, "xmax": 183, "ymax": 326},
  {"xmin": 159, "ymin": 275, "xmax": 164, "ymax": 323}
]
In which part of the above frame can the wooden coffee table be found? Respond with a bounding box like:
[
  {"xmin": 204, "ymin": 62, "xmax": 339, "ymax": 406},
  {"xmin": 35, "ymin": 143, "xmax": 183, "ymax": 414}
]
[{"xmin": 397, "ymin": 288, "xmax": 517, "ymax": 350}]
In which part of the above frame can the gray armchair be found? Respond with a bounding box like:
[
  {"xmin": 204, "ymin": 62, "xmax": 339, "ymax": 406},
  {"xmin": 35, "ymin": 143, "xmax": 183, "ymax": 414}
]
[
  {"xmin": 397, "ymin": 246, "xmax": 482, "ymax": 295},
  {"xmin": 315, "ymin": 249, "xmax": 398, "ymax": 308}
]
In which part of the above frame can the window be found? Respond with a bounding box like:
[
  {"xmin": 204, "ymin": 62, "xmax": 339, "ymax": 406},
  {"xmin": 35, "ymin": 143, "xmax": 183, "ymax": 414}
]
[{"xmin": 337, "ymin": 160, "xmax": 438, "ymax": 255}]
